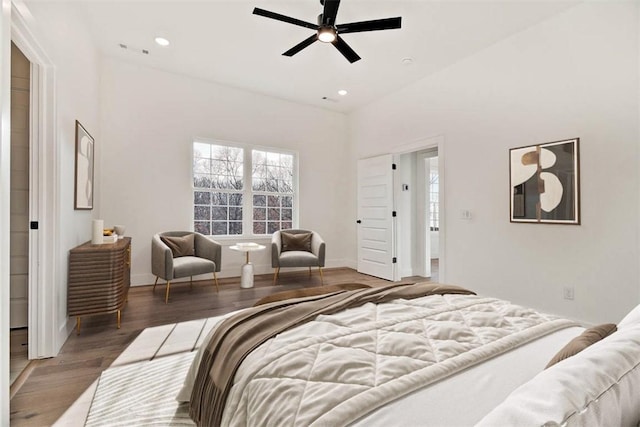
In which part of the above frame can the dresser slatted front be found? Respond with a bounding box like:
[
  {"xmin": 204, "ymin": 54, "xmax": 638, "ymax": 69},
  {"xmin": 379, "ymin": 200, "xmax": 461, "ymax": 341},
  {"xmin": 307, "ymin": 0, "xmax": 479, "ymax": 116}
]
[{"xmin": 68, "ymin": 237, "xmax": 131, "ymax": 334}]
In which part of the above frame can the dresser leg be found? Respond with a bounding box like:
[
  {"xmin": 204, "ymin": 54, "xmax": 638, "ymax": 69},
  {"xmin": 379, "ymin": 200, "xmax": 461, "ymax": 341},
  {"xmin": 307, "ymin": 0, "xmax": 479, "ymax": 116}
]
[
  {"xmin": 117, "ymin": 310, "xmax": 121, "ymax": 329},
  {"xmin": 76, "ymin": 316, "xmax": 81, "ymax": 335}
]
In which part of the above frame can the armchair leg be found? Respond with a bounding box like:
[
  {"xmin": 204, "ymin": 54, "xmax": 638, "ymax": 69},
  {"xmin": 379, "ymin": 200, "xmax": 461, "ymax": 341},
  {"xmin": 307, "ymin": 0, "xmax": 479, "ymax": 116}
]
[
  {"xmin": 308, "ymin": 267, "xmax": 312, "ymax": 277},
  {"xmin": 213, "ymin": 271, "xmax": 220, "ymax": 293},
  {"xmin": 319, "ymin": 267, "xmax": 324, "ymax": 285},
  {"xmin": 165, "ymin": 281, "xmax": 171, "ymax": 304},
  {"xmin": 273, "ymin": 267, "xmax": 280, "ymax": 286},
  {"xmin": 190, "ymin": 276, "xmax": 193, "ymax": 290},
  {"xmin": 153, "ymin": 276, "xmax": 159, "ymax": 291}
]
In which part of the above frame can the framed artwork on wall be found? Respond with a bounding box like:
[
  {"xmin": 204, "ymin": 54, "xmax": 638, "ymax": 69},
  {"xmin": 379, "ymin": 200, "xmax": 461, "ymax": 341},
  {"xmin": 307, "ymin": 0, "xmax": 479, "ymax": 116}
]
[
  {"xmin": 509, "ymin": 138, "xmax": 580, "ymax": 224},
  {"xmin": 74, "ymin": 120, "xmax": 95, "ymax": 210}
]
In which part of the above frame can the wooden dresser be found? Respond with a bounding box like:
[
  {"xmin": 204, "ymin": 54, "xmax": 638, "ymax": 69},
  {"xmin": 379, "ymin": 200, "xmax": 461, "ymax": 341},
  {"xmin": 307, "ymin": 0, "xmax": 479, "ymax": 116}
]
[{"xmin": 67, "ymin": 237, "xmax": 131, "ymax": 334}]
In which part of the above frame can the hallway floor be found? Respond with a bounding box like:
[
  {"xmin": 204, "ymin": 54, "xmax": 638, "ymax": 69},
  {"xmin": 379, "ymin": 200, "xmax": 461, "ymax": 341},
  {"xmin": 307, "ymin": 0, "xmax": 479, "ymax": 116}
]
[{"xmin": 10, "ymin": 328, "xmax": 29, "ymax": 385}]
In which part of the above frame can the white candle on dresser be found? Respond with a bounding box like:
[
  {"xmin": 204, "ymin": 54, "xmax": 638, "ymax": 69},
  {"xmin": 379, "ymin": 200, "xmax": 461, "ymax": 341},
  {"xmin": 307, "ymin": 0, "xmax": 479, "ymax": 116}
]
[{"xmin": 92, "ymin": 219, "xmax": 104, "ymax": 244}]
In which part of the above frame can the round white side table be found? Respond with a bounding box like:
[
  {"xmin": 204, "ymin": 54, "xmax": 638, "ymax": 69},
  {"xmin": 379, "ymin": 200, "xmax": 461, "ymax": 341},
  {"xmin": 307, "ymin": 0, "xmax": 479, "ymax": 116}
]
[{"xmin": 229, "ymin": 243, "xmax": 266, "ymax": 288}]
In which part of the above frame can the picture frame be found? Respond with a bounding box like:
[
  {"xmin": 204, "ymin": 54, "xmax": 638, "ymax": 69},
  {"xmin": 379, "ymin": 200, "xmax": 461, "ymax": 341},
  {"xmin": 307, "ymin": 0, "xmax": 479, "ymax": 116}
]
[
  {"xmin": 509, "ymin": 138, "xmax": 580, "ymax": 224},
  {"xmin": 74, "ymin": 120, "xmax": 95, "ymax": 210}
]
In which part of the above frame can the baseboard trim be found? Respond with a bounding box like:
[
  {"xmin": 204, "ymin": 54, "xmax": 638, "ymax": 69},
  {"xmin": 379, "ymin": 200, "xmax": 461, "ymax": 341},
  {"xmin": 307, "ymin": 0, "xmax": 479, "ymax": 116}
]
[{"xmin": 9, "ymin": 360, "xmax": 37, "ymax": 400}]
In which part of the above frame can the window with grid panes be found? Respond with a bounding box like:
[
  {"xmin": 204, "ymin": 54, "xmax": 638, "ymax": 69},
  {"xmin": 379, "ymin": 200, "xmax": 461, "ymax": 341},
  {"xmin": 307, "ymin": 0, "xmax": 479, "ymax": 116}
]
[
  {"xmin": 252, "ymin": 150, "xmax": 294, "ymax": 234},
  {"xmin": 193, "ymin": 141, "xmax": 296, "ymax": 236}
]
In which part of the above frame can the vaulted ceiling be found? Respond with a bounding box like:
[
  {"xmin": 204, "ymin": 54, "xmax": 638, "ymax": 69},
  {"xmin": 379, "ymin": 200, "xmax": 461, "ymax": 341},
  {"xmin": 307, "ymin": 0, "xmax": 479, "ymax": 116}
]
[{"xmin": 75, "ymin": 0, "xmax": 580, "ymax": 112}]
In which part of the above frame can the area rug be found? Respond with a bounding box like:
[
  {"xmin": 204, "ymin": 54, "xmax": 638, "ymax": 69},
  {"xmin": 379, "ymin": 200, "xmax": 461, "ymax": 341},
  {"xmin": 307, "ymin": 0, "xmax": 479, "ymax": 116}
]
[{"xmin": 85, "ymin": 352, "xmax": 196, "ymax": 426}]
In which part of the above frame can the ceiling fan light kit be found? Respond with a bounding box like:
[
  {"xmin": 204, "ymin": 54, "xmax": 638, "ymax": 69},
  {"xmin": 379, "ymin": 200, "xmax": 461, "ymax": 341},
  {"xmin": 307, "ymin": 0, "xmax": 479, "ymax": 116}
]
[
  {"xmin": 253, "ymin": 0, "xmax": 401, "ymax": 63},
  {"xmin": 318, "ymin": 27, "xmax": 337, "ymax": 43}
]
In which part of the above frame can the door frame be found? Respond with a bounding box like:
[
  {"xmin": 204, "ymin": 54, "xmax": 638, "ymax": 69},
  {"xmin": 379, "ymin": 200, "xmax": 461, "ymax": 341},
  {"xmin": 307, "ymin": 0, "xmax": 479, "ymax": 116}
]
[
  {"xmin": 11, "ymin": 3, "xmax": 58, "ymax": 359},
  {"xmin": 392, "ymin": 135, "xmax": 446, "ymax": 283},
  {"xmin": 2, "ymin": 1, "xmax": 13, "ymax": 424},
  {"xmin": 415, "ymin": 149, "xmax": 438, "ymax": 278}
]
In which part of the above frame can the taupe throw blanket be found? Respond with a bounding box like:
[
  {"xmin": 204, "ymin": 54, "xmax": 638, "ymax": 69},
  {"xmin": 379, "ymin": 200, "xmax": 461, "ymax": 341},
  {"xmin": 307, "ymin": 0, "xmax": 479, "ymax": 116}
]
[
  {"xmin": 189, "ymin": 282, "xmax": 474, "ymax": 426},
  {"xmin": 252, "ymin": 282, "xmax": 372, "ymax": 306}
]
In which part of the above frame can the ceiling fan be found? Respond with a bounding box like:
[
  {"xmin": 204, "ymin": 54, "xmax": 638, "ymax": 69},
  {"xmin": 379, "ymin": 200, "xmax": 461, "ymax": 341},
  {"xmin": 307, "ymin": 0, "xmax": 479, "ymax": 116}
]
[{"xmin": 253, "ymin": 0, "xmax": 402, "ymax": 63}]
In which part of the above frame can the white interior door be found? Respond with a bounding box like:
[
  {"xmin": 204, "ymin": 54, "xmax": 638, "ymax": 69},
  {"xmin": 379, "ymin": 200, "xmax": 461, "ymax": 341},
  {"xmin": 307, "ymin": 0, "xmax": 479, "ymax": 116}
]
[{"xmin": 357, "ymin": 154, "xmax": 397, "ymax": 281}]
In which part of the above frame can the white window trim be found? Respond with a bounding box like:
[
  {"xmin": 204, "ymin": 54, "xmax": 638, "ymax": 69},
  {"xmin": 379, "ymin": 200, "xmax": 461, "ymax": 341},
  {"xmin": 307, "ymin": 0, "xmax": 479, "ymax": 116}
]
[{"xmin": 192, "ymin": 137, "xmax": 299, "ymax": 241}]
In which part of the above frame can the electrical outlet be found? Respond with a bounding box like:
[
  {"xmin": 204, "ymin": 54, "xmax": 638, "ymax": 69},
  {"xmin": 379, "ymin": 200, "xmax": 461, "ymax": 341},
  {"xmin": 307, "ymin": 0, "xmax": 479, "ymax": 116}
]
[{"xmin": 563, "ymin": 286, "xmax": 575, "ymax": 300}]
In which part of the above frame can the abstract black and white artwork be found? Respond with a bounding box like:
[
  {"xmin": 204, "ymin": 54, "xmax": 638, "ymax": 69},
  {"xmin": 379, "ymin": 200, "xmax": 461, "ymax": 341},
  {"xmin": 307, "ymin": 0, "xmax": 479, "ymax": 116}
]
[
  {"xmin": 74, "ymin": 120, "xmax": 95, "ymax": 210},
  {"xmin": 510, "ymin": 138, "xmax": 580, "ymax": 224}
]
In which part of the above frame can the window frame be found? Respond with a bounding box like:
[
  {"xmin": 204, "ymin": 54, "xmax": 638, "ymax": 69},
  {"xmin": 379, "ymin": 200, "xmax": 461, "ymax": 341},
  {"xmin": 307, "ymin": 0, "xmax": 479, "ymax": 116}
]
[
  {"xmin": 429, "ymin": 168, "xmax": 439, "ymax": 232},
  {"xmin": 192, "ymin": 138, "xmax": 299, "ymax": 240}
]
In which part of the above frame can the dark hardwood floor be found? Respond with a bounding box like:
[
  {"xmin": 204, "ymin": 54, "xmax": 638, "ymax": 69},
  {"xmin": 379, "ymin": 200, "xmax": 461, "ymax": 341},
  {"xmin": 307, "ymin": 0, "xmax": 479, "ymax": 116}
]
[{"xmin": 9, "ymin": 267, "xmax": 434, "ymax": 426}]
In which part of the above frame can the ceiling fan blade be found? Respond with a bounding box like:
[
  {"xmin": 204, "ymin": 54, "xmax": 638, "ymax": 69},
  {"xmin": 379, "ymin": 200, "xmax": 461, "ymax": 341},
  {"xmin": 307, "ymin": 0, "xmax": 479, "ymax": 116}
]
[
  {"xmin": 283, "ymin": 34, "xmax": 319, "ymax": 57},
  {"xmin": 253, "ymin": 7, "xmax": 318, "ymax": 30},
  {"xmin": 337, "ymin": 17, "xmax": 402, "ymax": 34},
  {"xmin": 332, "ymin": 35, "xmax": 361, "ymax": 63},
  {"xmin": 322, "ymin": 0, "xmax": 341, "ymax": 26}
]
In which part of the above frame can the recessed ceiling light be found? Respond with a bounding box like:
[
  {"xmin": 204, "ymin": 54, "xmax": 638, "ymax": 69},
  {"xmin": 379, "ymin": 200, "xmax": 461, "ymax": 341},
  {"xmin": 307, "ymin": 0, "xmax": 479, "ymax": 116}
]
[
  {"xmin": 154, "ymin": 37, "xmax": 170, "ymax": 47},
  {"xmin": 338, "ymin": 89, "xmax": 348, "ymax": 96}
]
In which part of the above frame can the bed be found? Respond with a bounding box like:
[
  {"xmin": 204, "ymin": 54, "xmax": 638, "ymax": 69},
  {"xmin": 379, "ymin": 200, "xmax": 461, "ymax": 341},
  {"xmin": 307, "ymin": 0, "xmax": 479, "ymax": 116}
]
[{"xmin": 83, "ymin": 282, "xmax": 640, "ymax": 426}]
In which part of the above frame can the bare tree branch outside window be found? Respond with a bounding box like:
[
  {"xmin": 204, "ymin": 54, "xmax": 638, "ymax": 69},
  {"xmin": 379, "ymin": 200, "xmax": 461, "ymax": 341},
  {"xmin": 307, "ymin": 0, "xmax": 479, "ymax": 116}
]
[
  {"xmin": 193, "ymin": 142, "xmax": 295, "ymax": 236},
  {"xmin": 193, "ymin": 143, "xmax": 244, "ymax": 235},
  {"xmin": 252, "ymin": 150, "xmax": 294, "ymax": 235}
]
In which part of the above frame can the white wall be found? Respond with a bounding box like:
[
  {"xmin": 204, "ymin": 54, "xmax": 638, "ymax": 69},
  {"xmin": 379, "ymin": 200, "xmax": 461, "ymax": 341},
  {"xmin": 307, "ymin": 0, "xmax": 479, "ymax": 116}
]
[
  {"xmin": 20, "ymin": 1, "xmax": 101, "ymax": 349},
  {"xmin": 396, "ymin": 152, "xmax": 415, "ymax": 277},
  {"xmin": 350, "ymin": 1, "xmax": 640, "ymax": 325},
  {"xmin": 98, "ymin": 58, "xmax": 350, "ymax": 285}
]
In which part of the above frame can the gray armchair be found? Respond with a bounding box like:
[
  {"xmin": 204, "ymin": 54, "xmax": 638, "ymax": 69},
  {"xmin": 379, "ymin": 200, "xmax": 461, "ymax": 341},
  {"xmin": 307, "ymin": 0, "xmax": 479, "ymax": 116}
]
[
  {"xmin": 151, "ymin": 231, "xmax": 222, "ymax": 303},
  {"xmin": 271, "ymin": 229, "xmax": 325, "ymax": 285}
]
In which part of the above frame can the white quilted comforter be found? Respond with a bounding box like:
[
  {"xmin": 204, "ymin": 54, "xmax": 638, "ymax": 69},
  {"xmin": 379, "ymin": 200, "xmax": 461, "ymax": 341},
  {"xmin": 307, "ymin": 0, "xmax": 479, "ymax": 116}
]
[{"xmin": 221, "ymin": 293, "xmax": 575, "ymax": 426}]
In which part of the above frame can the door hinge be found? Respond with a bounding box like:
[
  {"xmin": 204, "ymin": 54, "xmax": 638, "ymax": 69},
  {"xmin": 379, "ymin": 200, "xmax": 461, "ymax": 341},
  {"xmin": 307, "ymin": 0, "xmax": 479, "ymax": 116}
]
[
  {"xmin": 392, "ymin": 211, "xmax": 397, "ymax": 217},
  {"xmin": 392, "ymin": 257, "xmax": 397, "ymax": 264},
  {"xmin": 392, "ymin": 163, "xmax": 397, "ymax": 170}
]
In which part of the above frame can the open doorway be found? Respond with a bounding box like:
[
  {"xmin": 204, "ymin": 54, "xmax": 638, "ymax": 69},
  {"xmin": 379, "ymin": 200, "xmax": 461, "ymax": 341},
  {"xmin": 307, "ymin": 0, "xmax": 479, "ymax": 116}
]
[
  {"xmin": 420, "ymin": 151, "xmax": 439, "ymax": 282},
  {"xmin": 10, "ymin": 3, "xmax": 60, "ymax": 363},
  {"xmin": 356, "ymin": 136, "xmax": 445, "ymax": 283},
  {"xmin": 394, "ymin": 144, "xmax": 442, "ymax": 282},
  {"xmin": 9, "ymin": 41, "xmax": 30, "ymax": 387}
]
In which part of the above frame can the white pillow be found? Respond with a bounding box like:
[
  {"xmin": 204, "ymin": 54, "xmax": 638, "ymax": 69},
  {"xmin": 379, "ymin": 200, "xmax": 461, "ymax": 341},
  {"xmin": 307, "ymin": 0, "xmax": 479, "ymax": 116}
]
[
  {"xmin": 476, "ymin": 324, "xmax": 640, "ymax": 427},
  {"xmin": 618, "ymin": 303, "xmax": 640, "ymax": 329}
]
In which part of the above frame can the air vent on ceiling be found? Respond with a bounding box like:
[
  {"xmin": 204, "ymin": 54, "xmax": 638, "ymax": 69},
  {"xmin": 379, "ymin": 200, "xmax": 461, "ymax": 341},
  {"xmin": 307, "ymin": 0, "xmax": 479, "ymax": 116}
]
[{"xmin": 119, "ymin": 43, "xmax": 149, "ymax": 55}]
